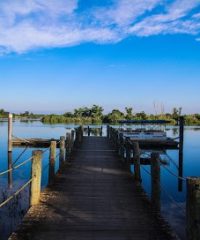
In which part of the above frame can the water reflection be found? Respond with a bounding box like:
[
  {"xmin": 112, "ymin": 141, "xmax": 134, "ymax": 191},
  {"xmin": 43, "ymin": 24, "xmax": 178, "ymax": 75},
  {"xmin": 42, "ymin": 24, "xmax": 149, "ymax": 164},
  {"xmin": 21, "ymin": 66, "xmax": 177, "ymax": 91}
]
[{"xmin": 83, "ymin": 125, "xmax": 103, "ymax": 137}]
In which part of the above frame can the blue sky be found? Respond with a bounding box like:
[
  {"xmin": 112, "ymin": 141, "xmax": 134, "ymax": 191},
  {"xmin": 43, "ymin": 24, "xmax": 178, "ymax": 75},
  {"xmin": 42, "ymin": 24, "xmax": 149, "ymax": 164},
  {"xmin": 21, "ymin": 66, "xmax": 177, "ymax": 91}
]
[{"xmin": 0, "ymin": 0, "xmax": 200, "ymax": 114}]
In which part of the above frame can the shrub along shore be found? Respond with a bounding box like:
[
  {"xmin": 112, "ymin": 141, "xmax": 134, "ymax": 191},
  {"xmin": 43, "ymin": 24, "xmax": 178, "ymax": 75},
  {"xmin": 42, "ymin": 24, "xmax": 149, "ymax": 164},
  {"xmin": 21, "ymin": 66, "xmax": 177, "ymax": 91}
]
[{"xmin": 1, "ymin": 106, "xmax": 200, "ymax": 125}]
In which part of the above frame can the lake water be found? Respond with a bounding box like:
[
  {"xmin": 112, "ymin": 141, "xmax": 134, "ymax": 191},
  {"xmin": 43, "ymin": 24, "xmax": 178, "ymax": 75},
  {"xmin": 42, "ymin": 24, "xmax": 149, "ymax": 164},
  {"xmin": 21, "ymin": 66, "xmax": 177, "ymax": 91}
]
[{"xmin": 0, "ymin": 121, "xmax": 200, "ymax": 239}]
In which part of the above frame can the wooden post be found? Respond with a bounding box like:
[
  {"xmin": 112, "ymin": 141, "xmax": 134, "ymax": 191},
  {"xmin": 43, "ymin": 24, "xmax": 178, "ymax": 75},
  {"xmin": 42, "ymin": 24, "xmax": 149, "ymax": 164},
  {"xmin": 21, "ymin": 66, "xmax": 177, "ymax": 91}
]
[
  {"xmin": 186, "ymin": 177, "xmax": 200, "ymax": 240},
  {"xmin": 78, "ymin": 126, "xmax": 83, "ymax": 144},
  {"xmin": 49, "ymin": 141, "xmax": 56, "ymax": 185},
  {"xmin": 107, "ymin": 125, "xmax": 110, "ymax": 138},
  {"xmin": 132, "ymin": 142, "xmax": 141, "ymax": 183},
  {"xmin": 125, "ymin": 138, "xmax": 131, "ymax": 164},
  {"xmin": 8, "ymin": 113, "xmax": 13, "ymax": 152},
  {"xmin": 179, "ymin": 116, "xmax": 184, "ymax": 148},
  {"xmin": 70, "ymin": 130, "xmax": 75, "ymax": 150},
  {"xmin": 179, "ymin": 116, "xmax": 184, "ymax": 192},
  {"xmin": 8, "ymin": 151, "xmax": 13, "ymax": 189},
  {"xmin": 118, "ymin": 133, "xmax": 124, "ymax": 157},
  {"xmin": 30, "ymin": 150, "xmax": 42, "ymax": 206},
  {"xmin": 59, "ymin": 136, "xmax": 65, "ymax": 167},
  {"xmin": 151, "ymin": 152, "xmax": 161, "ymax": 211},
  {"xmin": 100, "ymin": 126, "xmax": 103, "ymax": 137},
  {"xmin": 65, "ymin": 132, "xmax": 71, "ymax": 160},
  {"xmin": 88, "ymin": 126, "xmax": 90, "ymax": 136},
  {"xmin": 71, "ymin": 130, "xmax": 75, "ymax": 145}
]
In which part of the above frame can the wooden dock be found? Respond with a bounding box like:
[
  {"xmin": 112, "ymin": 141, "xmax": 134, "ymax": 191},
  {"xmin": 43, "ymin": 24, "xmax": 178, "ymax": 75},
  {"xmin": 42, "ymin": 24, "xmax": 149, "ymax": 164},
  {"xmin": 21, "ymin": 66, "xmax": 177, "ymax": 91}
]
[{"xmin": 10, "ymin": 137, "xmax": 176, "ymax": 240}]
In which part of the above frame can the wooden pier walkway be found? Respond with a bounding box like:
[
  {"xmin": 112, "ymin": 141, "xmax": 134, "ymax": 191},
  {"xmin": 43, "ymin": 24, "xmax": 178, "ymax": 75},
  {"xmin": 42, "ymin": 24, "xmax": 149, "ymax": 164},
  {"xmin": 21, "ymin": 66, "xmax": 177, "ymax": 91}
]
[{"xmin": 10, "ymin": 137, "xmax": 176, "ymax": 240}]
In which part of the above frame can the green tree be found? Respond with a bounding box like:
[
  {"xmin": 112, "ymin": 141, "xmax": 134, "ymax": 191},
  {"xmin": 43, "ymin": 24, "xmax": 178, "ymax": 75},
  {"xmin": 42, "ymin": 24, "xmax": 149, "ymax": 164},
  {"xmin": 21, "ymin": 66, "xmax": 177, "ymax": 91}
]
[
  {"xmin": 135, "ymin": 111, "xmax": 147, "ymax": 120},
  {"xmin": 106, "ymin": 109, "xmax": 124, "ymax": 123},
  {"xmin": 90, "ymin": 105, "xmax": 104, "ymax": 118},
  {"xmin": 125, "ymin": 107, "xmax": 133, "ymax": 120},
  {"xmin": 64, "ymin": 112, "xmax": 73, "ymax": 118}
]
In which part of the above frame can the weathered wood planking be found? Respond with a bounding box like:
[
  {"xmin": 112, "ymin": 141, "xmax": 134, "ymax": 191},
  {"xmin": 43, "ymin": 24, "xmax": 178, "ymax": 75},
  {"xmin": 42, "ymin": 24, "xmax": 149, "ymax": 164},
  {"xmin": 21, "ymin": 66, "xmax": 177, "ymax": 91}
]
[{"xmin": 9, "ymin": 137, "xmax": 177, "ymax": 240}]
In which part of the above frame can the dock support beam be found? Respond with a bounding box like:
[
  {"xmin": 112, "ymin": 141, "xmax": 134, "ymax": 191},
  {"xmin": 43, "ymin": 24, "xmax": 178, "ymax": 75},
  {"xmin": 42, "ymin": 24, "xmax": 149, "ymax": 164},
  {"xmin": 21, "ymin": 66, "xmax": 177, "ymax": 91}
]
[
  {"xmin": 8, "ymin": 113, "xmax": 13, "ymax": 152},
  {"xmin": 151, "ymin": 153, "xmax": 161, "ymax": 211},
  {"xmin": 132, "ymin": 142, "xmax": 141, "ymax": 184},
  {"xmin": 186, "ymin": 177, "xmax": 200, "ymax": 240},
  {"xmin": 49, "ymin": 141, "xmax": 56, "ymax": 185},
  {"xmin": 30, "ymin": 150, "xmax": 42, "ymax": 206}
]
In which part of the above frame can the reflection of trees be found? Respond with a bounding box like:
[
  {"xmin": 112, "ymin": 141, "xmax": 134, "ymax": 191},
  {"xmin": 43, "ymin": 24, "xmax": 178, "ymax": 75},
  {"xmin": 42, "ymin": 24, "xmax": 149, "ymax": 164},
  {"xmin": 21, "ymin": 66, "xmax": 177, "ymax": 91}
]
[
  {"xmin": 172, "ymin": 128, "xmax": 179, "ymax": 136},
  {"xmin": 90, "ymin": 128, "xmax": 102, "ymax": 136},
  {"xmin": 84, "ymin": 127, "xmax": 103, "ymax": 136}
]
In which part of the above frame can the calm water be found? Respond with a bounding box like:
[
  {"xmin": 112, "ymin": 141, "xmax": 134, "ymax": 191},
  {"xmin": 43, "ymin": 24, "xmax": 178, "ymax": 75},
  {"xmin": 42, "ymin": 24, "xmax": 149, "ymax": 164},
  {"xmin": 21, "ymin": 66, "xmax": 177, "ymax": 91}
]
[{"xmin": 0, "ymin": 121, "xmax": 200, "ymax": 239}]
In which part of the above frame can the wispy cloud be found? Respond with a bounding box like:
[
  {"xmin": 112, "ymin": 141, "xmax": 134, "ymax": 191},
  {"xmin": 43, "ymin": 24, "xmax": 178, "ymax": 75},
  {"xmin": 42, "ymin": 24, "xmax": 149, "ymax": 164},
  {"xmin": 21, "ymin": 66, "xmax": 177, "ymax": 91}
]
[{"xmin": 0, "ymin": 0, "xmax": 200, "ymax": 54}]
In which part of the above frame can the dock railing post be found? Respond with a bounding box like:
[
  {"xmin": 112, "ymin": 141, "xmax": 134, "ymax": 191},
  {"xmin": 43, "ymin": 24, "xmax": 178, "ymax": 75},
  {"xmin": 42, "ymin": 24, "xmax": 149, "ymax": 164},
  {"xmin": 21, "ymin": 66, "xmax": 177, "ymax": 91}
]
[
  {"xmin": 151, "ymin": 152, "xmax": 161, "ymax": 211},
  {"xmin": 100, "ymin": 126, "xmax": 103, "ymax": 137},
  {"xmin": 132, "ymin": 142, "xmax": 141, "ymax": 184},
  {"xmin": 30, "ymin": 150, "xmax": 42, "ymax": 206},
  {"xmin": 77, "ymin": 126, "xmax": 83, "ymax": 145},
  {"xmin": 125, "ymin": 137, "xmax": 131, "ymax": 164},
  {"xmin": 71, "ymin": 130, "xmax": 75, "ymax": 148},
  {"xmin": 49, "ymin": 140, "xmax": 56, "ymax": 185},
  {"xmin": 65, "ymin": 132, "xmax": 71, "ymax": 157},
  {"xmin": 81, "ymin": 125, "xmax": 84, "ymax": 142},
  {"xmin": 118, "ymin": 133, "xmax": 124, "ymax": 158},
  {"xmin": 59, "ymin": 136, "xmax": 65, "ymax": 168},
  {"xmin": 107, "ymin": 125, "xmax": 110, "ymax": 138},
  {"xmin": 186, "ymin": 177, "xmax": 200, "ymax": 240},
  {"xmin": 8, "ymin": 113, "xmax": 13, "ymax": 152}
]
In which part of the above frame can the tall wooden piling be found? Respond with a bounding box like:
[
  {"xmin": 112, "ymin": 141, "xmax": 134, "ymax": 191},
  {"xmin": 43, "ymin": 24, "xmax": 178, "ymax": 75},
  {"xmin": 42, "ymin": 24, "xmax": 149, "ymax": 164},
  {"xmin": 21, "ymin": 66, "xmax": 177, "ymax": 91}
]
[
  {"xmin": 30, "ymin": 150, "xmax": 42, "ymax": 206},
  {"xmin": 49, "ymin": 141, "xmax": 56, "ymax": 185},
  {"xmin": 178, "ymin": 116, "xmax": 184, "ymax": 192},
  {"xmin": 186, "ymin": 177, "xmax": 200, "ymax": 240},
  {"xmin": 179, "ymin": 116, "xmax": 184, "ymax": 147},
  {"xmin": 151, "ymin": 152, "xmax": 161, "ymax": 211},
  {"xmin": 132, "ymin": 142, "xmax": 141, "ymax": 183},
  {"xmin": 59, "ymin": 136, "xmax": 65, "ymax": 167},
  {"xmin": 8, "ymin": 113, "xmax": 13, "ymax": 152},
  {"xmin": 8, "ymin": 151, "xmax": 13, "ymax": 189}
]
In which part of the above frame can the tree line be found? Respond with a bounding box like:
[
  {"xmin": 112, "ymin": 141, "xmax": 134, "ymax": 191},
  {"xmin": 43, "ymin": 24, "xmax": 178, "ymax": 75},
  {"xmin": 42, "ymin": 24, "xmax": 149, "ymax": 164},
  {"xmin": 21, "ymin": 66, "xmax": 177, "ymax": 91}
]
[{"xmin": 1, "ymin": 106, "xmax": 200, "ymax": 125}]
